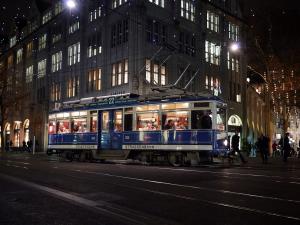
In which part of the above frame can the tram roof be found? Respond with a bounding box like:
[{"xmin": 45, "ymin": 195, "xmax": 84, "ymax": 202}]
[{"xmin": 50, "ymin": 92, "xmax": 225, "ymax": 114}]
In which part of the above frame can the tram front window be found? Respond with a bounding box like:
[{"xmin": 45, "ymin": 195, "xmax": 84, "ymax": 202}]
[
  {"xmin": 217, "ymin": 107, "xmax": 226, "ymax": 131},
  {"xmin": 90, "ymin": 111, "xmax": 98, "ymax": 132},
  {"xmin": 191, "ymin": 110, "xmax": 212, "ymax": 129}
]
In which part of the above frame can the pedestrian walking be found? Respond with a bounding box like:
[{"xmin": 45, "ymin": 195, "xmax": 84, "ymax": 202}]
[
  {"xmin": 261, "ymin": 135, "xmax": 269, "ymax": 163},
  {"xmin": 231, "ymin": 131, "xmax": 247, "ymax": 163},
  {"xmin": 282, "ymin": 133, "xmax": 291, "ymax": 162}
]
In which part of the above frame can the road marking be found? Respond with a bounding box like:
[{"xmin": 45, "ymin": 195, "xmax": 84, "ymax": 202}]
[
  {"xmin": 118, "ymin": 182, "xmax": 300, "ymax": 222},
  {"xmin": 154, "ymin": 167, "xmax": 300, "ymax": 181},
  {"xmin": 78, "ymin": 170, "xmax": 300, "ymax": 205},
  {"xmin": 0, "ymin": 173, "xmax": 178, "ymax": 225}
]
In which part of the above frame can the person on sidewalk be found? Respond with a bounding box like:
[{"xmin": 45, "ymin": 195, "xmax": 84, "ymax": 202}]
[
  {"xmin": 283, "ymin": 133, "xmax": 291, "ymax": 162},
  {"xmin": 261, "ymin": 135, "xmax": 270, "ymax": 164},
  {"xmin": 231, "ymin": 131, "xmax": 247, "ymax": 164}
]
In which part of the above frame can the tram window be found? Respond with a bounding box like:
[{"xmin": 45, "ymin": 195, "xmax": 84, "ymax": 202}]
[
  {"xmin": 136, "ymin": 105, "xmax": 159, "ymax": 111},
  {"xmin": 102, "ymin": 112, "xmax": 109, "ymax": 131},
  {"xmin": 90, "ymin": 112, "xmax": 97, "ymax": 132},
  {"xmin": 57, "ymin": 120, "xmax": 70, "ymax": 133},
  {"xmin": 124, "ymin": 114, "xmax": 133, "ymax": 131},
  {"xmin": 217, "ymin": 108, "xmax": 226, "ymax": 130},
  {"xmin": 162, "ymin": 111, "xmax": 189, "ymax": 130},
  {"xmin": 71, "ymin": 118, "xmax": 88, "ymax": 133},
  {"xmin": 136, "ymin": 112, "xmax": 160, "ymax": 131},
  {"xmin": 114, "ymin": 111, "xmax": 123, "ymax": 132},
  {"xmin": 48, "ymin": 121, "xmax": 56, "ymax": 134},
  {"xmin": 191, "ymin": 110, "xmax": 212, "ymax": 129}
]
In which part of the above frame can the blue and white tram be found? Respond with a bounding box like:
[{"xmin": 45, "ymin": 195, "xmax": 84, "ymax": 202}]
[{"xmin": 47, "ymin": 94, "xmax": 228, "ymax": 164}]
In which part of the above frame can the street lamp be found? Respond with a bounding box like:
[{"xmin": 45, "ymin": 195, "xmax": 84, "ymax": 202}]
[
  {"xmin": 229, "ymin": 42, "xmax": 240, "ymax": 52},
  {"xmin": 65, "ymin": 0, "xmax": 77, "ymax": 9}
]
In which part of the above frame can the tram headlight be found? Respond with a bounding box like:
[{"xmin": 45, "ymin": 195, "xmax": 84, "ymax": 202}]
[{"xmin": 223, "ymin": 139, "xmax": 228, "ymax": 147}]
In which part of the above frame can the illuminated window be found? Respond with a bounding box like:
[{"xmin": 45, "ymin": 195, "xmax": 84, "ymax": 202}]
[
  {"xmin": 87, "ymin": 31, "xmax": 102, "ymax": 57},
  {"xmin": 54, "ymin": 1, "xmax": 63, "ymax": 15},
  {"xmin": 207, "ymin": 11, "xmax": 219, "ymax": 32},
  {"xmin": 51, "ymin": 82, "xmax": 61, "ymax": 101},
  {"xmin": 67, "ymin": 76, "xmax": 79, "ymax": 98},
  {"xmin": 89, "ymin": 6, "xmax": 102, "ymax": 22},
  {"xmin": 68, "ymin": 21, "xmax": 80, "ymax": 34},
  {"xmin": 42, "ymin": 11, "xmax": 52, "ymax": 24},
  {"xmin": 112, "ymin": 0, "xmax": 128, "ymax": 9},
  {"xmin": 16, "ymin": 49, "xmax": 23, "ymax": 64},
  {"xmin": 227, "ymin": 52, "xmax": 240, "ymax": 72},
  {"xmin": 87, "ymin": 68, "xmax": 102, "ymax": 92},
  {"xmin": 26, "ymin": 65, "xmax": 33, "ymax": 83},
  {"xmin": 229, "ymin": 22, "xmax": 239, "ymax": 41},
  {"xmin": 145, "ymin": 59, "xmax": 167, "ymax": 85},
  {"xmin": 10, "ymin": 36, "xmax": 16, "ymax": 47},
  {"xmin": 37, "ymin": 59, "xmax": 47, "ymax": 78},
  {"xmin": 68, "ymin": 42, "xmax": 80, "ymax": 65},
  {"xmin": 111, "ymin": 59, "xmax": 128, "ymax": 87},
  {"xmin": 205, "ymin": 41, "xmax": 220, "ymax": 65},
  {"xmin": 148, "ymin": 0, "xmax": 164, "ymax": 7},
  {"xmin": 180, "ymin": 0, "xmax": 195, "ymax": 22},
  {"xmin": 38, "ymin": 34, "xmax": 47, "ymax": 50},
  {"xmin": 7, "ymin": 55, "xmax": 13, "ymax": 68},
  {"xmin": 52, "ymin": 51, "xmax": 62, "ymax": 72},
  {"xmin": 26, "ymin": 42, "xmax": 33, "ymax": 57}
]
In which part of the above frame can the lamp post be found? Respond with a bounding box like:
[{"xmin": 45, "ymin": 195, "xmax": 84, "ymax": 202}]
[{"xmin": 65, "ymin": 0, "xmax": 77, "ymax": 9}]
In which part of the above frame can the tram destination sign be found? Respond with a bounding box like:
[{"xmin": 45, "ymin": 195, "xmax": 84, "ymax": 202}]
[{"xmin": 88, "ymin": 97, "xmax": 138, "ymax": 108}]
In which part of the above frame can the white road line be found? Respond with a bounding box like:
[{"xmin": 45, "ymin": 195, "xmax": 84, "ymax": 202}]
[
  {"xmin": 78, "ymin": 170, "xmax": 300, "ymax": 204},
  {"xmin": 155, "ymin": 167, "xmax": 300, "ymax": 181},
  {"xmin": 115, "ymin": 182, "xmax": 300, "ymax": 222},
  {"xmin": 0, "ymin": 173, "xmax": 173, "ymax": 225}
]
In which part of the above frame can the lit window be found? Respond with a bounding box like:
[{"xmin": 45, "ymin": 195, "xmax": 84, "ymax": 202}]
[
  {"xmin": 9, "ymin": 36, "xmax": 16, "ymax": 47},
  {"xmin": 89, "ymin": 6, "xmax": 102, "ymax": 22},
  {"xmin": 7, "ymin": 55, "xmax": 13, "ymax": 68},
  {"xmin": 111, "ymin": 59, "xmax": 128, "ymax": 87},
  {"xmin": 16, "ymin": 49, "xmax": 23, "ymax": 64},
  {"xmin": 52, "ymin": 51, "xmax": 62, "ymax": 72},
  {"xmin": 42, "ymin": 11, "xmax": 52, "ymax": 24},
  {"xmin": 112, "ymin": 0, "xmax": 128, "ymax": 9},
  {"xmin": 68, "ymin": 42, "xmax": 80, "ymax": 66},
  {"xmin": 51, "ymin": 82, "xmax": 61, "ymax": 101},
  {"xmin": 205, "ymin": 41, "xmax": 221, "ymax": 65},
  {"xmin": 37, "ymin": 59, "xmax": 47, "ymax": 78},
  {"xmin": 87, "ymin": 69, "xmax": 102, "ymax": 92},
  {"xmin": 180, "ymin": 0, "xmax": 195, "ymax": 22},
  {"xmin": 229, "ymin": 22, "xmax": 239, "ymax": 41},
  {"xmin": 26, "ymin": 42, "xmax": 33, "ymax": 57},
  {"xmin": 68, "ymin": 21, "xmax": 80, "ymax": 34},
  {"xmin": 207, "ymin": 11, "xmax": 219, "ymax": 32},
  {"xmin": 67, "ymin": 76, "xmax": 79, "ymax": 98},
  {"xmin": 54, "ymin": 1, "xmax": 63, "ymax": 15},
  {"xmin": 38, "ymin": 34, "xmax": 47, "ymax": 51},
  {"xmin": 148, "ymin": 0, "xmax": 165, "ymax": 8},
  {"xmin": 26, "ymin": 65, "xmax": 33, "ymax": 83},
  {"xmin": 145, "ymin": 59, "xmax": 167, "ymax": 85}
]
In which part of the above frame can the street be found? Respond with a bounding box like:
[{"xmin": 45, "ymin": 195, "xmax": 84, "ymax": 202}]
[{"xmin": 1, "ymin": 152, "xmax": 300, "ymax": 225}]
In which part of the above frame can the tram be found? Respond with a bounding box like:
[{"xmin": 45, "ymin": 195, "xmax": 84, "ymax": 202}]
[{"xmin": 47, "ymin": 93, "xmax": 228, "ymax": 165}]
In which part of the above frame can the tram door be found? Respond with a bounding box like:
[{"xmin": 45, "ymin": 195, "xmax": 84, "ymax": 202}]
[{"xmin": 99, "ymin": 111, "xmax": 112, "ymax": 150}]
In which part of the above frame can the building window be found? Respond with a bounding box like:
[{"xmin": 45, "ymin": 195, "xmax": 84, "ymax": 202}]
[
  {"xmin": 178, "ymin": 32, "xmax": 195, "ymax": 56},
  {"xmin": 68, "ymin": 21, "xmax": 80, "ymax": 34},
  {"xmin": 26, "ymin": 65, "xmax": 33, "ymax": 83},
  {"xmin": 111, "ymin": 59, "xmax": 128, "ymax": 87},
  {"xmin": 9, "ymin": 36, "xmax": 16, "ymax": 48},
  {"xmin": 146, "ymin": 19, "xmax": 167, "ymax": 45},
  {"xmin": 205, "ymin": 75, "xmax": 221, "ymax": 96},
  {"xmin": 111, "ymin": 20, "xmax": 128, "ymax": 48},
  {"xmin": 205, "ymin": 41, "xmax": 221, "ymax": 65},
  {"xmin": 26, "ymin": 42, "xmax": 33, "ymax": 57},
  {"xmin": 89, "ymin": 6, "xmax": 102, "ymax": 22},
  {"xmin": 37, "ymin": 59, "xmax": 47, "ymax": 78},
  {"xmin": 52, "ymin": 34, "xmax": 62, "ymax": 44},
  {"xmin": 38, "ymin": 34, "xmax": 47, "ymax": 51},
  {"xmin": 16, "ymin": 49, "xmax": 23, "ymax": 64},
  {"xmin": 112, "ymin": 0, "xmax": 128, "ymax": 9},
  {"xmin": 7, "ymin": 55, "xmax": 13, "ymax": 68},
  {"xmin": 180, "ymin": 0, "xmax": 195, "ymax": 22},
  {"xmin": 229, "ymin": 22, "xmax": 239, "ymax": 41},
  {"xmin": 67, "ymin": 76, "xmax": 79, "ymax": 98},
  {"xmin": 145, "ymin": 59, "xmax": 166, "ymax": 85},
  {"xmin": 52, "ymin": 51, "xmax": 62, "ymax": 72},
  {"xmin": 148, "ymin": 0, "xmax": 165, "ymax": 7},
  {"xmin": 68, "ymin": 42, "xmax": 80, "ymax": 66},
  {"xmin": 227, "ymin": 52, "xmax": 239, "ymax": 72},
  {"xmin": 51, "ymin": 82, "xmax": 61, "ymax": 101},
  {"xmin": 54, "ymin": 1, "xmax": 63, "ymax": 15},
  {"xmin": 87, "ymin": 68, "xmax": 102, "ymax": 92},
  {"xmin": 207, "ymin": 11, "xmax": 219, "ymax": 32},
  {"xmin": 42, "ymin": 11, "xmax": 52, "ymax": 24},
  {"xmin": 87, "ymin": 31, "xmax": 102, "ymax": 58}
]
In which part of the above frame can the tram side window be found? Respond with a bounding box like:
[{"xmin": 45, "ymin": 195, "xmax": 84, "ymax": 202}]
[
  {"xmin": 102, "ymin": 112, "xmax": 109, "ymax": 131},
  {"xmin": 191, "ymin": 110, "xmax": 212, "ymax": 129},
  {"xmin": 48, "ymin": 121, "xmax": 56, "ymax": 134},
  {"xmin": 57, "ymin": 120, "xmax": 70, "ymax": 133},
  {"xmin": 71, "ymin": 118, "xmax": 88, "ymax": 133},
  {"xmin": 162, "ymin": 111, "xmax": 189, "ymax": 130},
  {"xmin": 114, "ymin": 111, "xmax": 123, "ymax": 132},
  {"xmin": 217, "ymin": 107, "xmax": 226, "ymax": 130},
  {"xmin": 136, "ymin": 113, "xmax": 160, "ymax": 131},
  {"xmin": 124, "ymin": 114, "xmax": 133, "ymax": 131},
  {"xmin": 90, "ymin": 112, "xmax": 98, "ymax": 132}
]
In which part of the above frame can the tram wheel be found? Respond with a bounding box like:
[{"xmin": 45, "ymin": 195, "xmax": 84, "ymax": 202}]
[{"xmin": 168, "ymin": 153, "xmax": 182, "ymax": 167}]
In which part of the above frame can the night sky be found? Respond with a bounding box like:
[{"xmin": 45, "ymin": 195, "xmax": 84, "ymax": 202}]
[{"xmin": 0, "ymin": 0, "xmax": 299, "ymax": 68}]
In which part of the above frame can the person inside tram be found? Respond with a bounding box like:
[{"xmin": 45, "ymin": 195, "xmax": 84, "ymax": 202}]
[
  {"xmin": 201, "ymin": 112, "xmax": 212, "ymax": 129},
  {"xmin": 164, "ymin": 120, "xmax": 174, "ymax": 130}
]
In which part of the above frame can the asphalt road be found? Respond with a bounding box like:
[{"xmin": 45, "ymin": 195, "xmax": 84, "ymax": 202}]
[{"xmin": 1, "ymin": 152, "xmax": 300, "ymax": 225}]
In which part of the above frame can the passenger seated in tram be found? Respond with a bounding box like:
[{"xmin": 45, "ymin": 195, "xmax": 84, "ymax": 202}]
[{"xmin": 164, "ymin": 120, "xmax": 174, "ymax": 129}]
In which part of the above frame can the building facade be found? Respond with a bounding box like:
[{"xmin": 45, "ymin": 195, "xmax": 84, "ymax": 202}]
[{"xmin": 0, "ymin": 0, "xmax": 246, "ymax": 151}]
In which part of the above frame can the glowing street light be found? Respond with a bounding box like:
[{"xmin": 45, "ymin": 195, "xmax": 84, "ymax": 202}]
[
  {"xmin": 230, "ymin": 42, "xmax": 240, "ymax": 52},
  {"xmin": 66, "ymin": 0, "xmax": 77, "ymax": 9}
]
